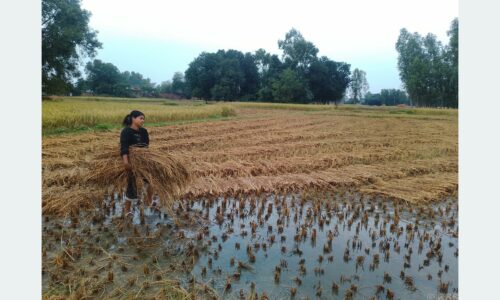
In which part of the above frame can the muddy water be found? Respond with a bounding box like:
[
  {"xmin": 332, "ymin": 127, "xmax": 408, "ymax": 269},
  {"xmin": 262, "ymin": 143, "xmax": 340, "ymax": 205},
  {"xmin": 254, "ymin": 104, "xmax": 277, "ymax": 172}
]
[
  {"xmin": 42, "ymin": 192, "xmax": 458, "ymax": 299},
  {"xmin": 190, "ymin": 194, "xmax": 458, "ymax": 299}
]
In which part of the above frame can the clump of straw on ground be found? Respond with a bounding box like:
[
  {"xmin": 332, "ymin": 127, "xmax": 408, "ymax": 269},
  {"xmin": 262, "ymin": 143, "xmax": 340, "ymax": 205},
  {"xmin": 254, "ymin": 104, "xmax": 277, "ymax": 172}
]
[
  {"xmin": 87, "ymin": 146, "xmax": 192, "ymax": 215},
  {"xmin": 42, "ymin": 185, "xmax": 103, "ymax": 215}
]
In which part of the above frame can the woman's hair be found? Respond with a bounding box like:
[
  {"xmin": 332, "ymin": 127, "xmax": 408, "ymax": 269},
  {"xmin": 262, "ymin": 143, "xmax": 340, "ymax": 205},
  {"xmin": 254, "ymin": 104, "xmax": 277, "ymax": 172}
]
[{"xmin": 122, "ymin": 110, "xmax": 145, "ymax": 127}]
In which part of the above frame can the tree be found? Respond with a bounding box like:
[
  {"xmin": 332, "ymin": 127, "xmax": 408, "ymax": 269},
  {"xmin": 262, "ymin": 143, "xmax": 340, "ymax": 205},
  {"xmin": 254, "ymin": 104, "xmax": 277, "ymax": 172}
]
[
  {"xmin": 395, "ymin": 18, "xmax": 458, "ymax": 108},
  {"xmin": 428, "ymin": 33, "xmax": 452, "ymax": 106},
  {"xmin": 348, "ymin": 68, "xmax": 369, "ymax": 104},
  {"xmin": 379, "ymin": 89, "xmax": 409, "ymax": 106},
  {"xmin": 185, "ymin": 49, "xmax": 258, "ymax": 101},
  {"xmin": 158, "ymin": 80, "xmax": 172, "ymax": 94},
  {"xmin": 171, "ymin": 72, "xmax": 186, "ymax": 95},
  {"xmin": 278, "ymin": 28, "xmax": 319, "ymax": 75},
  {"xmin": 210, "ymin": 55, "xmax": 244, "ymax": 100},
  {"xmin": 216, "ymin": 50, "xmax": 247, "ymax": 100},
  {"xmin": 184, "ymin": 28, "xmax": 354, "ymax": 104},
  {"xmin": 254, "ymin": 48, "xmax": 270, "ymax": 76},
  {"xmin": 307, "ymin": 57, "xmax": 351, "ymax": 104},
  {"xmin": 71, "ymin": 77, "xmax": 89, "ymax": 96},
  {"xmin": 185, "ymin": 52, "xmax": 220, "ymax": 100},
  {"xmin": 82, "ymin": 59, "xmax": 156, "ymax": 97},
  {"xmin": 271, "ymin": 68, "xmax": 312, "ymax": 103},
  {"xmin": 255, "ymin": 49, "xmax": 284, "ymax": 101},
  {"xmin": 364, "ymin": 92, "xmax": 382, "ymax": 106},
  {"xmin": 42, "ymin": 0, "xmax": 101, "ymax": 95},
  {"xmin": 444, "ymin": 18, "xmax": 458, "ymax": 107},
  {"xmin": 84, "ymin": 59, "xmax": 122, "ymax": 95},
  {"xmin": 121, "ymin": 71, "xmax": 155, "ymax": 96},
  {"xmin": 240, "ymin": 52, "xmax": 259, "ymax": 99},
  {"xmin": 396, "ymin": 28, "xmax": 423, "ymax": 106}
]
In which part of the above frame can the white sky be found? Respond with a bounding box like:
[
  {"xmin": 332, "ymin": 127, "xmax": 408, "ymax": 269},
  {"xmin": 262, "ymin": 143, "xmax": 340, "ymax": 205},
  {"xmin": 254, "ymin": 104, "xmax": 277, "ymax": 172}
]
[{"xmin": 81, "ymin": 0, "xmax": 458, "ymax": 93}]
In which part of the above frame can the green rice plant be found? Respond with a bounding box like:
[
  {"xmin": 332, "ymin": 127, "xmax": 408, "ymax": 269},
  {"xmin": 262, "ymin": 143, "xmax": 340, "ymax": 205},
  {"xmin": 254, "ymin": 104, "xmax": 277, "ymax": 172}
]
[{"xmin": 42, "ymin": 97, "xmax": 236, "ymax": 134}]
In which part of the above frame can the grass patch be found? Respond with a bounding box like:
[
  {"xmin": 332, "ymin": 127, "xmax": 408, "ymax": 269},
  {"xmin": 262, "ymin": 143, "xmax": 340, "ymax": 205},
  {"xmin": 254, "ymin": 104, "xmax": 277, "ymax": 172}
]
[{"xmin": 94, "ymin": 123, "xmax": 112, "ymax": 130}]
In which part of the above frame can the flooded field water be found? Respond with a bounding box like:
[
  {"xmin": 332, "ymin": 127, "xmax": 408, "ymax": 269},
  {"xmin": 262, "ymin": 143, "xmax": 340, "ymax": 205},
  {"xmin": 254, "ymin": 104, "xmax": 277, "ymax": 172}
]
[{"xmin": 42, "ymin": 192, "xmax": 458, "ymax": 299}]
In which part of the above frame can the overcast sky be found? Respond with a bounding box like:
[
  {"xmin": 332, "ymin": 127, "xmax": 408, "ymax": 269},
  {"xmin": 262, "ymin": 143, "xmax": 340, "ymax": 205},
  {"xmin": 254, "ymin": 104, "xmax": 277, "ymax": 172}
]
[{"xmin": 81, "ymin": 0, "xmax": 458, "ymax": 93}]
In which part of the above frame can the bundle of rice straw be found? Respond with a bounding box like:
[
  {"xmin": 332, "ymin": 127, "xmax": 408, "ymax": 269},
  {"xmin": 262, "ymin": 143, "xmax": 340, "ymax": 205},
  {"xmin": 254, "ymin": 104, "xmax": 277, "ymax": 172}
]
[
  {"xmin": 42, "ymin": 185, "xmax": 103, "ymax": 215},
  {"xmin": 87, "ymin": 146, "xmax": 191, "ymax": 215}
]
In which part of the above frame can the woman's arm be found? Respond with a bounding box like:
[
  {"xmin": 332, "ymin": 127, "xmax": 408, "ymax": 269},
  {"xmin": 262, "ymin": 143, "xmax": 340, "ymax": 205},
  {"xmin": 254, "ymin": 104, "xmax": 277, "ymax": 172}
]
[
  {"xmin": 144, "ymin": 128, "xmax": 150, "ymax": 146},
  {"xmin": 122, "ymin": 154, "xmax": 132, "ymax": 170},
  {"xmin": 120, "ymin": 129, "xmax": 132, "ymax": 170},
  {"xmin": 120, "ymin": 129, "xmax": 129, "ymax": 156}
]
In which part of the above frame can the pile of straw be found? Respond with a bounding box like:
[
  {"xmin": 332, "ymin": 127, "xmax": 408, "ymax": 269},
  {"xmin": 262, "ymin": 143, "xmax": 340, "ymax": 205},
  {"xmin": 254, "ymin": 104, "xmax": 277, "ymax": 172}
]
[
  {"xmin": 42, "ymin": 185, "xmax": 103, "ymax": 215},
  {"xmin": 86, "ymin": 146, "xmax": 191, "ymax": 214}
]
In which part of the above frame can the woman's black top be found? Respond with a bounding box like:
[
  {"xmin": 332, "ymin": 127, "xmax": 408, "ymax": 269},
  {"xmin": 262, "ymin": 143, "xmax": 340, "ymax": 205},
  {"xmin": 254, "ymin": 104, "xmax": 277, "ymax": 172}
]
[{"xmin": 120, "ymin": 127, "xmax": 149, "ymax": 156}]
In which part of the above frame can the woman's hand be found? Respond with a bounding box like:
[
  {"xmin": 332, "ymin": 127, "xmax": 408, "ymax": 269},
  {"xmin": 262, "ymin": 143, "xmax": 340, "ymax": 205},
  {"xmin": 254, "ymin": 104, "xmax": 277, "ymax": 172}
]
[{"xmin": 122, "ymin": 154, "xmax": 132, "ymax": 171}]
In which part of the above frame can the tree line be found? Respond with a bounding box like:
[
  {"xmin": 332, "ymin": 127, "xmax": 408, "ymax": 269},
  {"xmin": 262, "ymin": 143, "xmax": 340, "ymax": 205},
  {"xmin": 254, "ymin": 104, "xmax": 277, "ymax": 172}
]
[
  {"xmin": 185, "ymin": 29, "xmax": 351, "ymax": 104},
  {"xmin": 42, "ymin": 0, "xmax": 458, "ymax": 107},
  {"xmin": 363, "ymin": 89, "xmax": 409, "ymax": 106},
  {"xmin": 75, "ymin": 60, "xmax": 156, "ymax": 97},
  {"xmin": 395, "ymin": 18, "xmax": 458, "ymax": 108}
]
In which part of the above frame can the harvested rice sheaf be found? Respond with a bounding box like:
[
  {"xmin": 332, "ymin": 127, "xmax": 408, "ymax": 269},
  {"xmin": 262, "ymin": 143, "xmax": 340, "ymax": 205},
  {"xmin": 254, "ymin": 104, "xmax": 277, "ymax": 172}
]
[
  {"xmin": 87, "ymin": 146, "xmax": 192, "ymax": 215},
  {"xmin": 42, "ymin": 146, "xmax": 192, "ymax": 216}
]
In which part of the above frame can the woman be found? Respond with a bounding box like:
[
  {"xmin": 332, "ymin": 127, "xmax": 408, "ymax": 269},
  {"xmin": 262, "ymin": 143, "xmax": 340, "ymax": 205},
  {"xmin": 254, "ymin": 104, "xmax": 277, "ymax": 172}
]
[{"xmin": 120, "ymin": 110, "xmax": 152, "ymax": 215}]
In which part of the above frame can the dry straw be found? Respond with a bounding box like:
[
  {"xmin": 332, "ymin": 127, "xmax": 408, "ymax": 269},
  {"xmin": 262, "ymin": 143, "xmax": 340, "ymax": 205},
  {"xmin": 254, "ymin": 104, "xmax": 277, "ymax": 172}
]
[
  {"xmin": 86, "ymin": 146, "xmax": 192, "ymax": 215},
  {"xmin": 42, "ymin": 105, "xmax": 457, "ymax": 215},
  {"xmin": 42, "ymin": 146, "xmax": 192, "ymax": 216}
]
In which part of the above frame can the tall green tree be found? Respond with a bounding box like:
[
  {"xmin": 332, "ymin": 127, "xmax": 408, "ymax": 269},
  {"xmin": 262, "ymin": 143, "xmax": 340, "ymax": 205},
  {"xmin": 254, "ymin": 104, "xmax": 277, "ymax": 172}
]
[
  {"xmin": 278, "ymin": 28, "xmax": 319, "ymax": 75},
  {"xmin": 185, "ymin": 49, "xmax": 258, "ymax": 101},
  {"xmin": 42, "ymin": 0, "xmax": 101, "ymax": 95},
  {"xmin": 424, "ymin": 34, "xmax": 449, "ymax": 106},
  {"xmin": 240, "ymin": 52, "xmax": 259, "ymax": 99},
  {"xmin": 444, "ymin": 18, "xmax": 458, "ymax": 107},
  {"xmin": 379, "ymin": 89, "xmax": 409, "ymax": 106},
  {"xmin": 210, "ymin": 55, "xmax": 244, "ymax": 100},
  {"xmin": 348, "ymin": 68, "xmax": 369, "ymax": 104},
  {"xmin": 185, "ymin": 52, "xmax": 221, "ymax": 100},
  {"xmin": 307, "ymin": 57, "xmax": 351, "ymax": 104},
  {"xmin": 84, "ymin": 59, "xmax": 122, "ymax": 95},
  {"xmin": 395, "ymin": 18, "xmax": 458, "ymax": 107},
  {"xmin": 254, "ymin": 49, "xmax": 284, "ymax": 101},
  {"xmin": 254, "ymin": 48, "xmax": 270, "ymax": 76},
  {"xmin": 157, "ymin": 80, "xmax": 172, "ymax": 94},
  {"xmin": 171, "ymin": 72, "xmax": 186, "ymax": 95},
  {"xmin": 271, "ymin": 68, "xmax": 312, "ymax": 103},
  {"xmin": 396, "ymin": 29, "xmax": 429, "ymax": 106}
]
